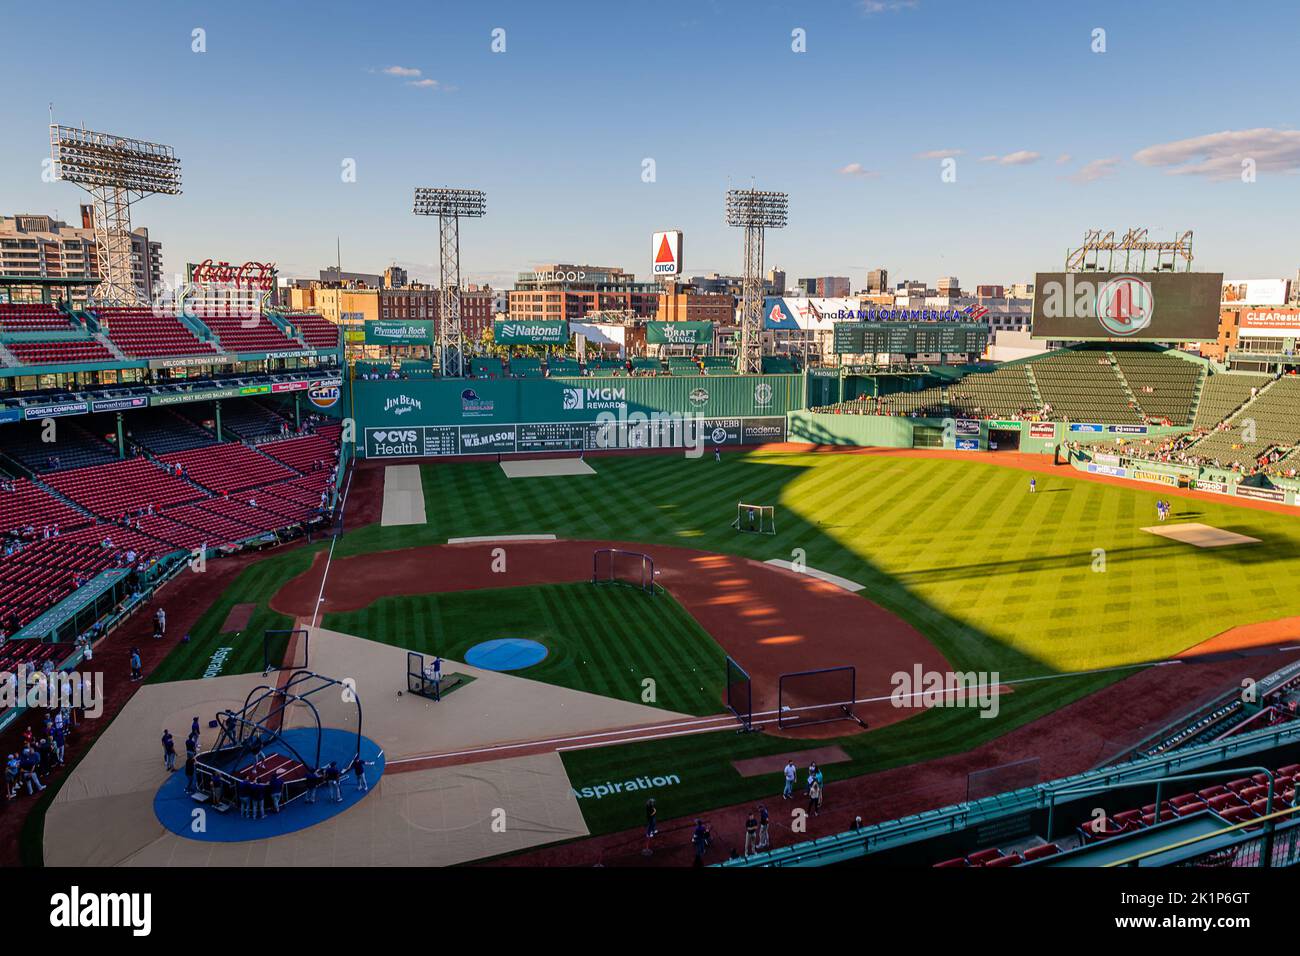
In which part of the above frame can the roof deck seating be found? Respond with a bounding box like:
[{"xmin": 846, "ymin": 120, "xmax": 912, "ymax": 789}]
[
  {"xmin": 0, "ymin": 303, "xmax": 73, "ymax": 332},
  {"xmin": 158, "ymin": 442, "xmax": 296, "ymax": 494},
  {"xmin": 703, "ymin": 355, "xmax": 737, "ymax": 372},
  {"xmin": 761, "ymin": 355, "xmax": 798, "ymax": 374},
  {"xmin": 631, "ymin": 357, "xmax": 662, "ymax": 373},
  {"xmin": 1192, "ymin": 373, "xmax": 1274, "ymax": 430},
  {"xmin": 7, "ymin": 339, "xmax": 114, "ymax": 366},
  {"xmin": 96, "ymin": 307, "xmax": 216, "ymax": 358},
  {"xmin": 1112, "ymin": 350, "xmax": 1203, "ymax": 424},
  {"xmin": 44, "ymin": 457, "xmax": 205, "ymax": 519},
  {"xmin": 258, "ymin": 434, "xmax": 337, "ymax": 473},
  {"xmin": 507, "ymin": 357, "xmax": 543, "ymax": 377},
  {"xmin": 287, "ymin": 312, "xmax": 340, "ymax": 350},
  {"xmin": 1029, "ymin": 350, "xmax": 1142, "ymax": 423},
  {"xmin": 1, "ymin": 420, "xmax": 119, "ymax": 473},
  {"xmin": 468, "ymin": 357, "xmax": 503, "ymax": 378},
  {"xmin": 194, "ymin": 310, "xmax": 300, "ymax": 353},
  {"xmin": 124, "ymin": 408, "xmax": 217, "ymax": 455},
  {"xmin": 546, "ymin": 357, "xmax": 580, "ymax": 376},
  {"xmin": 0, "ymin": 479, "xmax": 90, "ymax": 536}
]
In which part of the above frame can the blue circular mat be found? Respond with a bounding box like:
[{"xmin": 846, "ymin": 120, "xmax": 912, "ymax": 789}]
[
  {"xmin": 153, "ymin": 728, "xmax": 384, "ymax": 843},
  {"xmin": 464, "ymin": 638, "xmax": 548, "ymax": 671}
]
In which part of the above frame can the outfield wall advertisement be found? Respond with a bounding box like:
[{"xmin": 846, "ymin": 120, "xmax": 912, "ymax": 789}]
[{"xmin": 1032, "ymin": 272, "xmax": 1223, "ymax": 341}]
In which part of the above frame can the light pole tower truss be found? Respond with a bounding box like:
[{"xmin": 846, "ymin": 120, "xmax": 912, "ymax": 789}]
[
  {"xmin": 413, "ymin": 187, "xmax": 487, "ymax": 377},
  {"xmin": 726, "ymin": 188, "xmax": 787, "ymax": 374},
  {"xmin": 49, "ymin": 124, "xmax": 182, "ymax": 306}
]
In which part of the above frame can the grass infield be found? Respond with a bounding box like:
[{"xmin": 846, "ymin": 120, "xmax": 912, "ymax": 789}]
[{"xmin": 322, "ymin": 582, "xmax": 728, "ymax": 716}]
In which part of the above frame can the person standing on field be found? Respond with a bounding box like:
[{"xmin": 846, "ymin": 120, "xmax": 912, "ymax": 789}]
[{"xmin": 782, "ymin": 760, "xmax": 796, "ymax": 800}]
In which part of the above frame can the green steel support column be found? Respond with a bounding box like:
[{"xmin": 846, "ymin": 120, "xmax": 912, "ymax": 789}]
[
  {"xmin": 295, "ymin": 392, "xmax": 301, "ymax": 429},
  {"xmin": 215, "ymin": 400, "xmax": 223, "ymax": 442},
  {"xmin": 115, "ymin": 413, "xmax": 125, "ymax": 459}
]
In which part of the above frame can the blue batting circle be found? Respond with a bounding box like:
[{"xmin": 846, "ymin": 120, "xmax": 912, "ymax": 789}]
[
  {"xmin": 153, "ymin": 729, "xmax": 384, "ymax": 843},
  {"xmin": 464, "ymin": 638, "xmax": 548, "ymax": 671}
]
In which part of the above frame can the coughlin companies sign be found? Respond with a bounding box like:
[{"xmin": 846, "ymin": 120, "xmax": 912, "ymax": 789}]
[
  {"xmin": 492, "ymin": 320, "xmax": 570, "ymax": 345},
  {"xmin": 1032, "ymin": 272, "xmax": 1223, "ymax": 341},
  {"xmin": 364, "ymin": 320, "xmax": 434, "ymax": 346}
]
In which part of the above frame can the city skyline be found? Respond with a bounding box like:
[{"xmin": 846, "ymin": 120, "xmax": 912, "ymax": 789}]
[{"xmin": 2, "ymin": 0, "xmax": 1298, "ymax": 288}]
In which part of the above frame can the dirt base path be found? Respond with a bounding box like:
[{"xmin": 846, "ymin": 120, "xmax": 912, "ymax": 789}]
[{"xmin": 271, "ymin": 539, "xmax": 950, "ymax": 740}]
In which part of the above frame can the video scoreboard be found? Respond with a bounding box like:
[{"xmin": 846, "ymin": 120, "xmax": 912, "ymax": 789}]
[{"xmin": 832, "ymin": 322, "xmax": 989, "ymax": 355}]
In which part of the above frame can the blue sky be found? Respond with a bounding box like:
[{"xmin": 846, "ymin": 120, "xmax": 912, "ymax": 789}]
[{"xmin": 2, "ymin": 0, "xmax": 1298, "ymax": 288}]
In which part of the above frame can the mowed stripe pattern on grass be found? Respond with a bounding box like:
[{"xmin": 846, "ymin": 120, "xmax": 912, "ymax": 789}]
[{"xmin": 322, "ymin": 582, "xmax": 728, "ymax": 716}]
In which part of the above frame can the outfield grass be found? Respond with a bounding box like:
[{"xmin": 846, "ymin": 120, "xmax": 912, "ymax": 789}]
[
  {"xmin": 155, "ymin": 450, "xmax": 1300, "ymax": 834},
  {"xmin": 322, "ymin": 582, "xmax": 728, "ymax": 716}
]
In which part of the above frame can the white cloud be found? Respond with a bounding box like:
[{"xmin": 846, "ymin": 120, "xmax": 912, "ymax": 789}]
[
  {"xmin": 861, "ymin": 0, "xmax": 919, "ymax": 13},
  {"xmin": 382, "ymin": 65, "xmax": 422, "ymax": 77},
  {"xmin": 1069, "ymin": 157, "xmax": 1121, "ymax": 183},
  {"xmin": 407, "ymin": 78, "xmax": 442, "ymax": 89},
  {"xmin": 838, "ymin": 163, "xmax": 880, "ymax": 178},
  {"xmin": 915, "ymin": 148, "xmax": 963, "ymax": 159},
  {"xmin": 1133, "ymin": 128, "xmax": 1300, "ymax": 180},
  {"xmin": 980, "ymin": 150, "xmax": 1041, "ymax": 165},
  {"xmin": 1056, "ymin": 153, "xmax": 1072, "ymax": 165}
]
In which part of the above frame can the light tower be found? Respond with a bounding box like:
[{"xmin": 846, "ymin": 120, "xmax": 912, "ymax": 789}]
[
  {"xmin": 413, "ymin": 187, "xmax": 487, "ymax": 376},
  {"xmin": 726, "ymin": 188, "xmax": 787, "ymax": 373},
  {"xmin": 49, "ymin": 124, "xmax": 182, "ymax": 306}
]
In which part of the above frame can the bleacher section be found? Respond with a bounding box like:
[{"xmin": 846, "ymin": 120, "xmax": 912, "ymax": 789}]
[
  {"xmin": 259, "ymin": 435, "xmax": 338, "ymax": 473},
  {"xmin": 0, "ymin": 303, "xmax": 73, "ymax": 332},
  {"xmin": 546, "ymin": 357, "xmax": 580, "ymax": 376},
  {"xmin": 0, "ymin": 479, "xmax": 89, "ymax": 536},
  {"xmin": 1112, "ymin": 351, "xmax": 1203, "ymax": 424},
  {"xmin": 97, "ymin": 307, "xmax": 215, "ymax": 358},
  {"xmin": 194, "ymin": 310, "xmax": 300, "ymax": 353},
  {"xmin": 44, "ymin": 458, "xmax": 203, "ymax": 519},
  {"xmin": 946, "ymin": 365, "xmax": 1038, "ymax": 419},
  {"xmin": 124, "ymin": 409, "xmax": 216, "ymax": 455},
  {"xmin": 209, "ymin": 401, "xmax": 287, "ymax": 442},
  {"xmin": 468, "ymin": 357, "xmax": 503, "ymax": 378},
  {"xmin": 157, "ymin": 443, "xmax": 296, "ymax": 494},
  {"xmin": 507, "ymin": 357, "xmax": 543, "ymax": 378},
  {"xmin": 286, "ymin": 312, "xmax": 340, "ymax": 350},
  {"xmin": 6, "ymin": 339, "xmax": 114, "ymax": 366},
  {"xmin": 1031, "ymin": 350, "xmax": 1142, "ymax": 424},
  {"xmin": 0, "ymin": 542, "xmax": 120, "ymax": 630},
  {"xmin": 1192, "ymin": 372, "xmax": 1273, "ymax": 430},
  {"xmin": 1187, "ymin": 375, "xmax": 1300, "ymax": 466}
]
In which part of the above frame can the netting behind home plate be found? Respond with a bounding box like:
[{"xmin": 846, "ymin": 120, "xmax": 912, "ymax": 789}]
[{"xmin": 777, "ymin": 666, "xmax": 862, "ymax": 730}]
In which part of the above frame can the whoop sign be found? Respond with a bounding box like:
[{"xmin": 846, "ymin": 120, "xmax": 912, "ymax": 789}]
[
  {"xmin": 652, "ymin": 231, "xmax": 683, "ymax": 277},
  {"xmin": 1032, "ymin": 271, "xmax": 1221, "ymax": 342}
]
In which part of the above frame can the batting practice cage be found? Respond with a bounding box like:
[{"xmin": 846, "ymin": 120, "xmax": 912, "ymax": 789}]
[
  {"xmin": 726, "ymin": 656, "xmax": 754, "ymax": 732},
  {"xmin": 732, "ymin": 502, "xmax": 776, "ymax": 535},
  {"xmin": 193, "ymin": 670, "xmax": 361, "ymax": 810},
  {"xmin": 592, "ymin": 548, "xmax": 657, "ymax": 595},
  {"xmin": 777, "ymin": 665, "xmax": 865, "ymax": 730},
  {"xmin": 264, "ymin": 628, "xmax": 310, "ymax": 673}
]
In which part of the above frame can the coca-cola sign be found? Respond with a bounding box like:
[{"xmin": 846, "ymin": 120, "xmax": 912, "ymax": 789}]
[{"xmin": 190, "ymin": 259, "xmax": 277, "ymax": 289}]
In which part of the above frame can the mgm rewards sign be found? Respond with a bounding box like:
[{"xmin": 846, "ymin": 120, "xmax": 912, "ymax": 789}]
[{"xmin": 1032, "ymin": 272, "xmax": 1223, "ymax": 341}]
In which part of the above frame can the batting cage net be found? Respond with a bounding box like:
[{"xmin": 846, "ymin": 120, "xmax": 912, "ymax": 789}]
[
  {"xmin": 591, "ymin": 548, "xmax": 656, "ymax": 595},
  {"xmin": 732, "ymin": 502, "xmax": 776, "ymax": 535},
  {"xmin": 264, "ymin": 628, "xmax": 309, "ymax": 673},
  {"xmin": 778, "ymin": 665, "xmax": 863, "ymax": 730},
  {"xmin": 725, "ymin": 656, "xmax": 753, "ymax": 732}
]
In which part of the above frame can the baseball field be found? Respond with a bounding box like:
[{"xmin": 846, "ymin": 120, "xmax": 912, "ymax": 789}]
[{"xmin": 138, "ymin": 448, "xmax": 1300, "ymax": 849}]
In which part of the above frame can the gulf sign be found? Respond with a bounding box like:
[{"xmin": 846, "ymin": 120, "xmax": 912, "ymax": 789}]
[
  {"xmin": 652, "ymin": 231, "xmax": 683, "ymax": 277},
  {"xmin": 1032, "ymin": 272, "xmax": 1222, "ymax": 341},
  {"xmin": 308, "ymin": 382, "xmax": 341, "ymax": 409}
]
